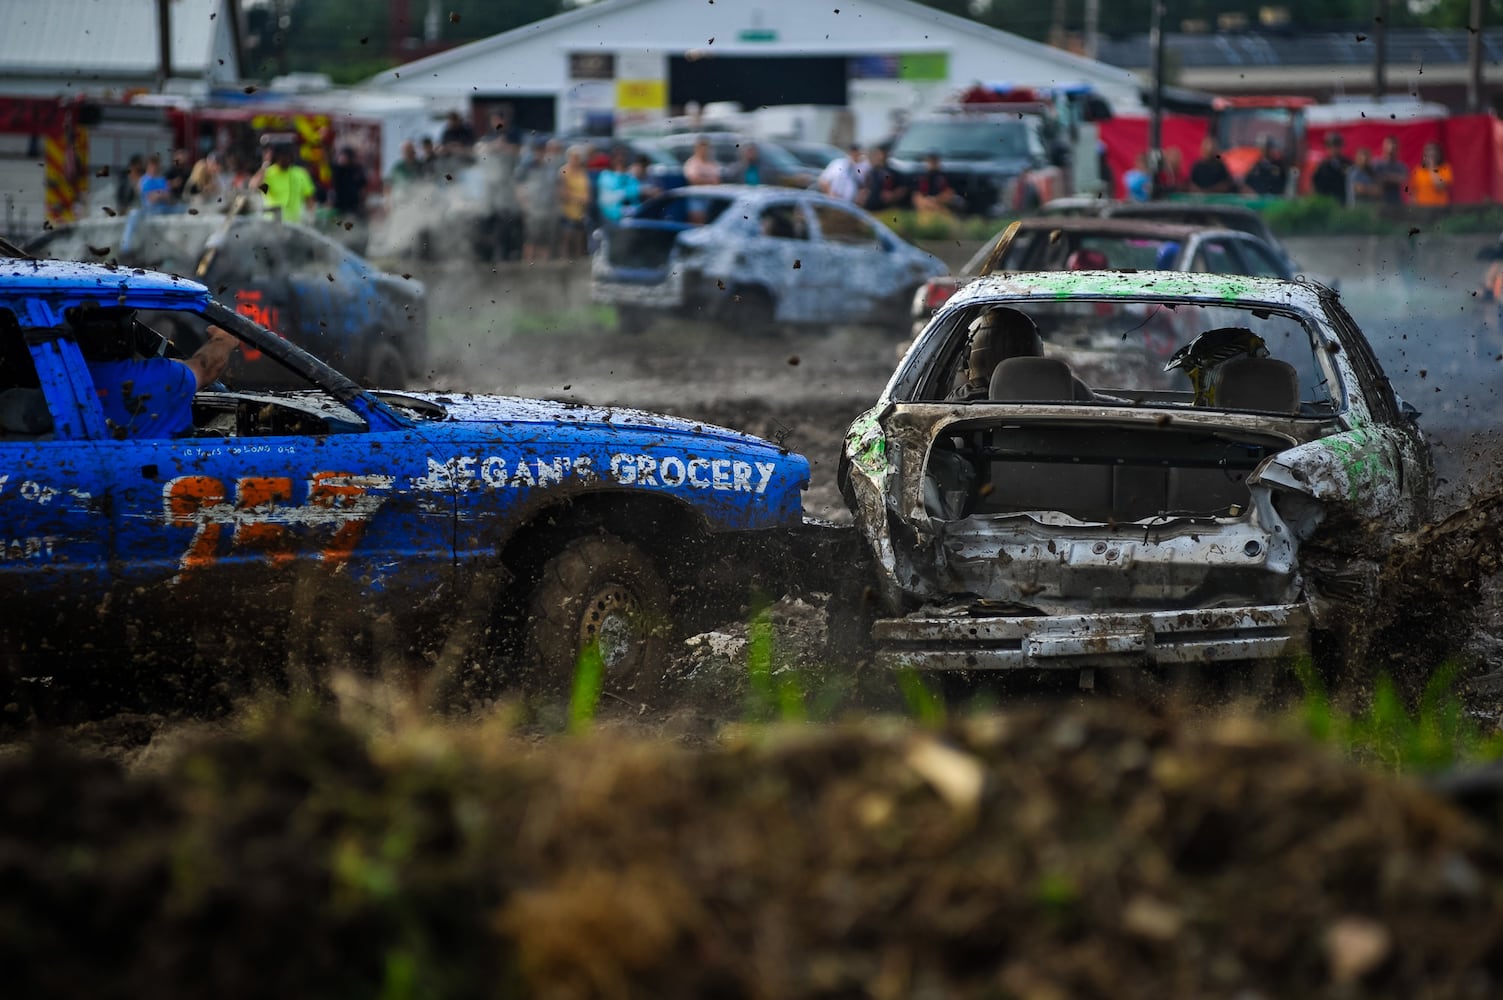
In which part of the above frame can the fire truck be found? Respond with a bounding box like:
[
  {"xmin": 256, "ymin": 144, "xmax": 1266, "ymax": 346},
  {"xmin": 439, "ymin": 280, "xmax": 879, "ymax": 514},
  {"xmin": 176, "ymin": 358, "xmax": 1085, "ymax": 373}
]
[
  {"xmin": 0, "ymin": 96, "xmax": 101, "ymax": 236},
  {"xmin": 0, "ymin": 92, "xmax": 394, "ymax": 240}
]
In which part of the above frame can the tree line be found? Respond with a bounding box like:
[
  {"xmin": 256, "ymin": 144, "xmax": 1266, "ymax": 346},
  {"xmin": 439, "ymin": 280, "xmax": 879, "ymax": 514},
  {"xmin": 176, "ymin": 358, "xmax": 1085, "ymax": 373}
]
[{"xmin": 244, "ymin": 0, "xmax": 1503, "ymax": 84}]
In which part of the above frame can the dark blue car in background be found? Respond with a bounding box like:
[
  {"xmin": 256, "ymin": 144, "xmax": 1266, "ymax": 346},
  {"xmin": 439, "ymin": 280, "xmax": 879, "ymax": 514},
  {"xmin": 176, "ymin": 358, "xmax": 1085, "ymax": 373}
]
[{"xmin": 27, "ymin": 215, "xmax": 427, "ymax": 389}]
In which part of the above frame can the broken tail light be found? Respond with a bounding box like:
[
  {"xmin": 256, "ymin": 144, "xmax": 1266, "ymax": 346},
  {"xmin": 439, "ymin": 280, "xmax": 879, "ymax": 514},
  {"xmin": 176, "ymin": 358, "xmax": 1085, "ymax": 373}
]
[{"xmin": 924, "ymin": 280, "xmax": 958, "ymax": 312}]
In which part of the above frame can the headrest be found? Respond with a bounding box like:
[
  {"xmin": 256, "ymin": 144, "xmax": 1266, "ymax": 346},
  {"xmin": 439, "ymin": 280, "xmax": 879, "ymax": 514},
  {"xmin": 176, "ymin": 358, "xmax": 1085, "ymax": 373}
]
[{"xmin": 989, "ymin": 356, "xmax": 1077, "ymax": 402}]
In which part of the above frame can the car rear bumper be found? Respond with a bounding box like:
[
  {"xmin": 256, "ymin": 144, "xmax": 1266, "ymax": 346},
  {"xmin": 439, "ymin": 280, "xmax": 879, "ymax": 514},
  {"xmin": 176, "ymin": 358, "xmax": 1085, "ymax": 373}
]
[
  {"xmin": 591, "ymin": 270, "xmax": 684, "ymax": 308},
  {"xmin": 874, "ymin": 603, "xmax": 1308, "ymax": 670}
]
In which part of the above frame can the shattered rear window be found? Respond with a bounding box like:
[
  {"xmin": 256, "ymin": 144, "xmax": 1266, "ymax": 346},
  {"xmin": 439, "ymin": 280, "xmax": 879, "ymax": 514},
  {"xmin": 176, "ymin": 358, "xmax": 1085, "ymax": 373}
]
[{"xmin": 915, "ymin": 297, "xmax": 1340, "ymax": 416}]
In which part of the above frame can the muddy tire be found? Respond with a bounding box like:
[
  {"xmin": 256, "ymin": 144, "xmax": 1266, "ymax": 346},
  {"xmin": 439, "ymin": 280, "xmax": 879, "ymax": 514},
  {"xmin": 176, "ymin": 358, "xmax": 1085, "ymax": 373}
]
[
  {"xmin": 364, "ymin": 343, "xmax": 408, "ymax": 389},
  {"xmin": 525, "ymin": 534, "xmax": 673, "ymax": 698},
  {"xmin": 617, "ymin": 305, "xmax": 652, "ymax": 336}
]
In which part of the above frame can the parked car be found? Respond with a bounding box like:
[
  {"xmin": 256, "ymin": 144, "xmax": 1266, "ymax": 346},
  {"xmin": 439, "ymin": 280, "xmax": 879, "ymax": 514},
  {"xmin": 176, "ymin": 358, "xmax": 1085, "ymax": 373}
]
[
  {"xmin": 1041, "ymin": 197, "xmax": 1301, "ymax": 276},
  {"xmin": 592, "ymin": 185, "xmax": 947, "ymax": 335},
  {"xmin": 841, "ymin": 270, "xmax": 1431, "ymax": 678},
  {"xmin": 911, "ymin": 217, "xmax": 1294, "ymax": 347},
  {"xmin": 643, "ymin": 133, "xmax": 818, "ymax": 189},
  {"xmin": 0, "ymin": 259, "xmax": 810, "ymax": 703},
  {"xmin": 778, "ymin": 140, "xmax": 847, "ymax": 171},
  {"xmin": 27, "ymin": 215, "xmax": 427, "ymax": 388},
  {"xmin": 887, "ymin": 109, "xmax": 1064, "ymax": 216}
]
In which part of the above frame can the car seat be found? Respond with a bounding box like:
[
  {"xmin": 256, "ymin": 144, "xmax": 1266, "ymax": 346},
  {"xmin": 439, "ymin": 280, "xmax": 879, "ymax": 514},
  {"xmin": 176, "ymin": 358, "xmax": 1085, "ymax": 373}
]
[
  {"xmin": 1212, "ymin": 356, "xmax": 1300, "ymax": 413},
  {"xmin": 988, "ymin": 356, "xmax": 1091, "ymax": 402}
]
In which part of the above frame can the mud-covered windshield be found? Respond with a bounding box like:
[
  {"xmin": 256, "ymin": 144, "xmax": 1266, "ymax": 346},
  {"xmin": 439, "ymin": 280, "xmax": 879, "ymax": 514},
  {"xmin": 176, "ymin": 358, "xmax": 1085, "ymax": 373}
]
[
  {"xmin": 913, "ymin": 297, "xmax": 1339, "ymax": 416},
  {"xmin": 891, "ymin": 119, "xmax": 1039, "ymax": 162}
]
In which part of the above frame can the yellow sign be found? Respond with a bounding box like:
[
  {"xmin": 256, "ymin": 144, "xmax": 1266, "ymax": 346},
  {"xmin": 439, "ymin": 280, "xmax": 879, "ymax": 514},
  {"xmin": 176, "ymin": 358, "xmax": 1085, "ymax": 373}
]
[{"xmin": 616, "ymin": 79, "xmax": 666, "ymax": 112}]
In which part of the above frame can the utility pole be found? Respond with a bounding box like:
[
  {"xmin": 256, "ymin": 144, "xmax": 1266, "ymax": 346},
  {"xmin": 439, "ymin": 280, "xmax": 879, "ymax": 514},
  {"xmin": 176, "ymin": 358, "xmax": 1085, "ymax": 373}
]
[
  {"xmin": 1467, "ymin": 0, "xmax": 1485, "ymax": 113},
  {"xmin": 1149, "ymin": 0, "xmax": 1166, "ymax": 184},
  {"xmin": 1051, "ymin": 0, "xmax": 1067, "ymax": 49},
  {"xmin": 1373, "ymin": 0, "xmax": 1388, "ymax": 100},
  {"xmin": 156, "ymin": 0, "xmax": 173, "ymax": 90},
  {"xmin": 1083, "ymin": 0, "xmax": 1100, "ymax": 60}
]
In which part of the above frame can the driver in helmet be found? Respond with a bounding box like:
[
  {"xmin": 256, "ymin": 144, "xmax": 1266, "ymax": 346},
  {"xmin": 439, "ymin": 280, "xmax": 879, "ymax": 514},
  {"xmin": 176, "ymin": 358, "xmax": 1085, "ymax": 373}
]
[
  {"xmin": 71, "ymin": 304, "xmax": 238, "ymax": 439},
  {"xmin": 949, "ymin": 306, "xmax": 1043, "ymax": 400}
]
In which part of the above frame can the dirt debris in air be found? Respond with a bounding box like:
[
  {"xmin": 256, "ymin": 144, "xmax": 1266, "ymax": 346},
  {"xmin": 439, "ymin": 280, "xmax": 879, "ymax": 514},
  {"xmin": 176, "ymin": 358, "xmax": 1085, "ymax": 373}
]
[{"xmin": 3, "ymin": 702, "xmax": 1503, "ymax": 998}]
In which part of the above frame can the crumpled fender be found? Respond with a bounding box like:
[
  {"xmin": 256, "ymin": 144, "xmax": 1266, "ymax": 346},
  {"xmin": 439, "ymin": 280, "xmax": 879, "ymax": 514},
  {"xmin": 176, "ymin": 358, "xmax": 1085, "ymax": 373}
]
[{"xmin": 1249, "ymin": 426, "xmax": 1408, "ymax": 521}]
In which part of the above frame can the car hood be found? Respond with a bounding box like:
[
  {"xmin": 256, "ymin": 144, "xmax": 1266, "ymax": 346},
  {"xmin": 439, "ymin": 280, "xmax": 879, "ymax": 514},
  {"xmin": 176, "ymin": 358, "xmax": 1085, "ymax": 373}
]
[
  {"xmin": 401, "ymin": 392, "xmax": 794, "ymax": 452},
  {"xmin": 890, "ymin": 155, "xmax": 1034, "ymax": 175}
]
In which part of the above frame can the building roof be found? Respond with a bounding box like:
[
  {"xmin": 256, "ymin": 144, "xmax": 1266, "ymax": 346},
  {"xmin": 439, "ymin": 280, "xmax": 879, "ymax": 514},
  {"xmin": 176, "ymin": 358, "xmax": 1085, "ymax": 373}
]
[
  {"xmin": 0, "ymin": 0, "xmax": 237, "ymax": 88},
  {"xmin": 367, "ymin": 0, "xmax": 1139, "ymax": 93},
  {"xmin": 1098, "ymin": 28, "xmax": 1503, "ymax": 71}
]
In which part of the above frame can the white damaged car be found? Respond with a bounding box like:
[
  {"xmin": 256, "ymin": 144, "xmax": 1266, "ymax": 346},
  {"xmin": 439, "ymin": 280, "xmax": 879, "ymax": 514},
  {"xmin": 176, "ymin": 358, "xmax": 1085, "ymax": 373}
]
[
  {"xmin": 838, "ymin": 270, "xmax": 1432, "ymax": 676},
  {"xmin": 591, "ymin": 185, "xmax": 946, "ymax": 336}
]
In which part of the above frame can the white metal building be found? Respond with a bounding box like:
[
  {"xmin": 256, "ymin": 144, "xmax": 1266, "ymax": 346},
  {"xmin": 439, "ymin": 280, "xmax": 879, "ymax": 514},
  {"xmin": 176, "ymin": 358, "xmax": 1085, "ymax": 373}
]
[
  {"xmin": 0, "ymin": 0, "xmax": 241, "ymax": 98},
  {"xmin": 367, "ymin": 0, "xmax": 1143, "ymax": 142}
]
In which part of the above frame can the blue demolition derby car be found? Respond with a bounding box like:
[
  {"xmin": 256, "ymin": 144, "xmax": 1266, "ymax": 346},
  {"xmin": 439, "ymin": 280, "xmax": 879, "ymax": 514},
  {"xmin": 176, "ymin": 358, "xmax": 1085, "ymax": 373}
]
[{"xmin": 0, "ymin": 259, "xmax": 809, "ymax": 703}]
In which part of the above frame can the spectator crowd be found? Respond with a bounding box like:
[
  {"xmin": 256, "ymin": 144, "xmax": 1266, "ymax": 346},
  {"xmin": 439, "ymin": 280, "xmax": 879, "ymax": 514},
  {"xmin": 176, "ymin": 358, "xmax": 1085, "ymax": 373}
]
[{"xmin": 1138, "ymin": 132, "xmax": 1455, "ymax": 207}]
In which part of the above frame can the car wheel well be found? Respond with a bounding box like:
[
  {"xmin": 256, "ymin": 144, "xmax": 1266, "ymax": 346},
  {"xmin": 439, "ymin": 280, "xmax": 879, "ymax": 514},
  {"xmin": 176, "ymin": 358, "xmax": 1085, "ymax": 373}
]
[{"xmin": 496, "ymin": 491, "xmax": 711, "ymax": 585}]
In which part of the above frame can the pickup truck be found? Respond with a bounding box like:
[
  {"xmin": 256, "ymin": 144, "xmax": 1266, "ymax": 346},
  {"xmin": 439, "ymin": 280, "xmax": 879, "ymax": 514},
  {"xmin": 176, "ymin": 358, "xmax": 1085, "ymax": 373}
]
[{"xmin": 0, "ymin": 259, "xmax": 811, "ymax": 708}]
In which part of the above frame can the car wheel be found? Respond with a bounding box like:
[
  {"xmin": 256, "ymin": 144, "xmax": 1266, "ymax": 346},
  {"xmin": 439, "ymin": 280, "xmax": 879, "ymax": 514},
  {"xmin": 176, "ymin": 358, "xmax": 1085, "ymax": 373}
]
[
  {"xmin": 364, "ymin": 343, "xmax": 408, "ymax": 389},
  {"xmin": 617, "ymin": 305, "xmax": 652, "ymax": 335},
  {"xmin": 725, "ymin": 287, "xmax": 778, "ymax": 336},
  {"xmin": 525, "ymin": 534, "xmax": 672, "ymax": 698}
]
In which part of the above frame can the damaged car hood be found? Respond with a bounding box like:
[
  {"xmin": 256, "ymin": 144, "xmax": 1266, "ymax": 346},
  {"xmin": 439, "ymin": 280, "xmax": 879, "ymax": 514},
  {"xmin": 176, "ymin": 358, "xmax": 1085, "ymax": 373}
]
[{"xmin": 395, "ymin": 392, "xmax": 798, "ymax": 452}]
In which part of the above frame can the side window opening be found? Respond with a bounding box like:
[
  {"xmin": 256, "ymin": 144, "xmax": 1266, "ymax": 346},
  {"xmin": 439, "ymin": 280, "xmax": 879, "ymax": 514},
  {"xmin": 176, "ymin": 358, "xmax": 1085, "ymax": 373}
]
[
  {"xmin": 758, "ymin": 205, "xmax": 806, "ymax": 240},
  {"xmin": 0, "ymin": 308, "xmax": 51, "ymax": 437},
  {"xmin": 813, "ymin": 205, "xmax": 878, "ymax": 246}
]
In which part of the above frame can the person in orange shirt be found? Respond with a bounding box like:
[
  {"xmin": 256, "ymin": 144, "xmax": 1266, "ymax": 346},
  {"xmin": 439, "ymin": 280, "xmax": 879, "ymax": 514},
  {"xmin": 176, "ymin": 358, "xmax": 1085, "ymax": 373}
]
[{"xmin": 1409, "ymin": 142, "xmax": 1453, "ymax": 207}]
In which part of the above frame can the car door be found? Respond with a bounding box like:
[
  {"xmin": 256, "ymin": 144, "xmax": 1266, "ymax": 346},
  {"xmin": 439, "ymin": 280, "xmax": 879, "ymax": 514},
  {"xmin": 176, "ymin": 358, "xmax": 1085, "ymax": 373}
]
[
  {"xmin": 807, "ymin": 202, "xmax": 893, "ymax": 324},
  {"xmin": 0, "ymin": 317, "xmax": 110, "ymax": 644},
  {"xmin": 749, "ymin": 199, "xmax": 820, "ymax": 321},
  {"xmin": 96, "ymin": 336, "xmax": 456, "ymax": 649}
]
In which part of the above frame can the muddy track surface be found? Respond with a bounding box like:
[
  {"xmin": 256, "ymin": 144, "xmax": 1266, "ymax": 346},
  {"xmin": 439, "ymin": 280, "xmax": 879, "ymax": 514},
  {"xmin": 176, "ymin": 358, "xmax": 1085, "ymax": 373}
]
[{"xmin": 6, "ymin": 700, "xmax": 1503, "ymax": 999}]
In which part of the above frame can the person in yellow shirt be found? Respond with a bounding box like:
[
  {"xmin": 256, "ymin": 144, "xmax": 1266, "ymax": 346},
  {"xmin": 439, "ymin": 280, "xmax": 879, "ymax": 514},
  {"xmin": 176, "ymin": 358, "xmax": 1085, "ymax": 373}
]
[
  {"xmin": 252, "ymin": 143, "xmax": 317, "ymax": 224},
  {"xmin": 557, "ymin": 145, "xmax": 591, "ymax": 260},
  {"xmin": 1409, "ymin": 142, "xmax": 1452, "ymax": 207}
]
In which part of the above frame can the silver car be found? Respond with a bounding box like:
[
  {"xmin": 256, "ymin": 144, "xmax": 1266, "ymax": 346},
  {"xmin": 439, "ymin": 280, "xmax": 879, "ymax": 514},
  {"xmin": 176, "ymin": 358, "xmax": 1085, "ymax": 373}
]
[
  {"xmin": 842, "ymin": 270, "xmax": 1431, "ymax": 678},
  {"xmin": 591, "ymin": 185, "xmax": 946, "ymax": 335}
]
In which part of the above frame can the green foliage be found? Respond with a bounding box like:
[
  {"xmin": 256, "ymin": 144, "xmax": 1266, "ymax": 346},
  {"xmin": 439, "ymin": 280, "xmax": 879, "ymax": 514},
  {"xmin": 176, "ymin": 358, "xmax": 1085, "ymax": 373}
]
[
  {"xmin": 746, "ymin": 608, "xmax": 807, "ymax": 722},
  {"xmin": 896, "ymin": 669, "xmax": 947, "ymax": 728},
  {"xmin": 568, "ymin": 642, "xmax": 605, "ymax": 734},
  {"xmin": 1294, "ymin": 659, "xmax": 1503, "ymax": 773},
  {"xmin": 1258, "ymin": 197, "xmax": 1397, "ymax": 236},
  {"xmin": 1252, "ymin": 197, "xmax": 1503, "ymax": 237},
  {"xmin": 255, "ymin": 0, "xmax": 565, "ymax": 82}
]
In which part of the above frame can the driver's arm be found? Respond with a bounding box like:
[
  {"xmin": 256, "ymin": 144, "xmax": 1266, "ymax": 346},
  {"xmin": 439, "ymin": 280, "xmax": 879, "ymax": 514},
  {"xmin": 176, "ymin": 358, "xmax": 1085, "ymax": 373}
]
[{"xmin": 184, "ymin": 324, "xmax": 239, "ymax": 390}]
